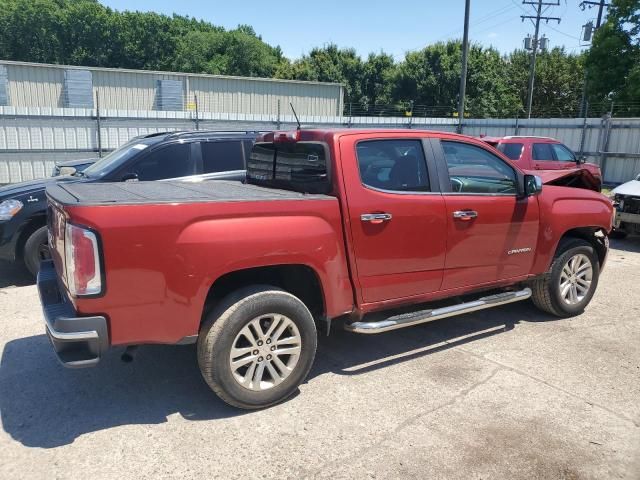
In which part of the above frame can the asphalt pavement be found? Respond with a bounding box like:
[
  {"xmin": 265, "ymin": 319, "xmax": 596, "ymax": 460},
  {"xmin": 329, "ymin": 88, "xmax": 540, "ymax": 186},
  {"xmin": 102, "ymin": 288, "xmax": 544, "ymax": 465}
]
[{"xmin": 1, "ymin": 240, "xmax": 639, "ymax": 479}]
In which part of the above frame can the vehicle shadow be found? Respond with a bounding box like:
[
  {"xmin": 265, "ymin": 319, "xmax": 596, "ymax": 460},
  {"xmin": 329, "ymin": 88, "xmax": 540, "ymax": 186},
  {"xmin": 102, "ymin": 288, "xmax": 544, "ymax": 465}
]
[
  {"xmin": 0, "ymin": 302, "xmax": 555, "ymax": 449},
  {"xmin": 0, "ymin": 261, "xmax": 33, "ymax": 288},
  {"xmin": 610, "ymin": 237, "xmax": 640, "ymax": 254}
]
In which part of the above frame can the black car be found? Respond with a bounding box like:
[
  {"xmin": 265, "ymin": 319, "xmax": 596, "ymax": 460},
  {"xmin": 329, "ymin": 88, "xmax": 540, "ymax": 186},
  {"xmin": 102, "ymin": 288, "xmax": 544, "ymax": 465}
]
[{"xmin": 0, "ymin": 130, "xmax": 258, "ymax": 276}]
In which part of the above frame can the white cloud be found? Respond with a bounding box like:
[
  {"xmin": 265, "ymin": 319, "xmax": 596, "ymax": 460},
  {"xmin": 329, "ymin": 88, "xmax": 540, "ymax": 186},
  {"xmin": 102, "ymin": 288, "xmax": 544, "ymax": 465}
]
[{"xmin": 487, "ymin": 32, "xmax": 498, "ymax": 39}]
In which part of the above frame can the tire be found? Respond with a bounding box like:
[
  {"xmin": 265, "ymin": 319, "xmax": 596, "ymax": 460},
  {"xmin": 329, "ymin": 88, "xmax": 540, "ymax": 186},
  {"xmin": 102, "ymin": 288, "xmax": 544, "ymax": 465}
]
[
  {"xmin": 197, "ymin": 285, "xmax": 317, "ymax": 409},
  {"xmin": 23, "ymin": 226, "xmax": 50, "ymax": 277},
  {"xmin": 530, "ymin": 239, "xmax": 600, "ymax": 317}
]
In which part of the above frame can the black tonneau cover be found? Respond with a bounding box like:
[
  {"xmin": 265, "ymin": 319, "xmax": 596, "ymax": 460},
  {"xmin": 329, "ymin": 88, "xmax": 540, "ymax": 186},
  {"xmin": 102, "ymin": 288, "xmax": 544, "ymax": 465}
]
[{"xmin": 46, "ymin": 180, "xmax": 333, "ymax": 206}]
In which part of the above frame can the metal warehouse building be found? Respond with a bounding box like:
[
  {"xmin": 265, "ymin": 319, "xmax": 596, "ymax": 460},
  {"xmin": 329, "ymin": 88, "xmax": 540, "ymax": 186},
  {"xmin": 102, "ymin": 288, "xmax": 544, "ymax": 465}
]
[{"xmin": 0, "ymin": 60, "xmax": 344, "ymax": 115}]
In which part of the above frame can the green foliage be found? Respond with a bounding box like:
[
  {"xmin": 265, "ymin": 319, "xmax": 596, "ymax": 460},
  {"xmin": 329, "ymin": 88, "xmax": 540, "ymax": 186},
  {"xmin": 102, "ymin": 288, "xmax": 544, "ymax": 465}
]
[
  {"xmin": 0, "ymin": 0, "xmax": 630, "ymax": 117},
  {"xmin": 585, "ymin": 0, "xmax": 640, "ymax": 115}
]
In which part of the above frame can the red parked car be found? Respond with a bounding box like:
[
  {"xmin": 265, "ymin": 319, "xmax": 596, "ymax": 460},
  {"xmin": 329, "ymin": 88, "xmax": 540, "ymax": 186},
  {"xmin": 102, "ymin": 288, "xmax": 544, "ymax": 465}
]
[
  {"xmin": 480, "ymin": 136, "xmax": 602, "ymax": 191},
  {"xmin": 39, "ymin": 129, "xmax": 613, "ymax": 409}
]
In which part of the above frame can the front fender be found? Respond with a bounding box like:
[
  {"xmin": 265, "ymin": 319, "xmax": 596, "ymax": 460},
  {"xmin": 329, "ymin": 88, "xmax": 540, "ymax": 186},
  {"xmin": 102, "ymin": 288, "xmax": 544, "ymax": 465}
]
[{"xmin": 531, "ymin": 186, "xmax": 613, "ymax": 274}]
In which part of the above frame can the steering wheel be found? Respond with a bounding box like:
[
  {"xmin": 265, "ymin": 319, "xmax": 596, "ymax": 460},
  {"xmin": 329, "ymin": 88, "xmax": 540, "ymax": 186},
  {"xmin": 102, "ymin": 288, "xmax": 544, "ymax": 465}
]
[{"xmin": 450, "ymin": 177, "xmax": 464, "ymax": 193}]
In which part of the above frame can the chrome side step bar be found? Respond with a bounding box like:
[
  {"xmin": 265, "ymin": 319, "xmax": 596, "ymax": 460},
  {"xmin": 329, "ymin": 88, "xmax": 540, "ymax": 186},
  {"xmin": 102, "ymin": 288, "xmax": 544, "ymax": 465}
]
[{"xmin": 345, "ymin": 288, "xmax": 532, "ymax": 334}]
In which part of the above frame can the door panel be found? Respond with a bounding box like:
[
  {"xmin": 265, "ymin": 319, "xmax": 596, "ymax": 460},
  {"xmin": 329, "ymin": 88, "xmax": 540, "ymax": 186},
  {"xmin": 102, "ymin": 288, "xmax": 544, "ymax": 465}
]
[
  {"xmin": 442, "ymin": 196, "xmax": 539, "ymax": 289},
  {"xmin": 340, "ymin": 136, "xmax": 447, "ymax": 304},
  {"xmin": 437, "ymin": 139, "xmax": 540, "ymax": 290}
]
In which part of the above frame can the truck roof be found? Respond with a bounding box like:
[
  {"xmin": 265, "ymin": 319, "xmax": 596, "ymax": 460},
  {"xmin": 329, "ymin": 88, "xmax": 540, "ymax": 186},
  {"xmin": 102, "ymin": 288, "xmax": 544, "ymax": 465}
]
[{"xmin": 258, "ymin": 128, "xmax": 477, "ymax": 143}]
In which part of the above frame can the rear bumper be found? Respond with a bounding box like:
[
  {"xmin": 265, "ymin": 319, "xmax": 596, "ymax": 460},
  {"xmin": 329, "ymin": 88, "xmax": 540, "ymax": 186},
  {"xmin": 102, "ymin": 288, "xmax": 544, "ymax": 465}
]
[{"xmin": 37, "ymin": 260, "xmax": 108, "ymax": 368}]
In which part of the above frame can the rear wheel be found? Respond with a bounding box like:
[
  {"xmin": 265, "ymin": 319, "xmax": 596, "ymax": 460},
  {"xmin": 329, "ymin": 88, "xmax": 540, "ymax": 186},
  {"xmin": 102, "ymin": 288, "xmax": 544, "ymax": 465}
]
[
  {"xmin": 23, "ymin": 226, "xmax": 50, "ymax": 277},
  {"xmin": 530, "ymin": 239, "xmax": 600, "ymax": 317},
  {"xmin": 197, "ymin": 286, "xmax": 317, "ymax": 409}
]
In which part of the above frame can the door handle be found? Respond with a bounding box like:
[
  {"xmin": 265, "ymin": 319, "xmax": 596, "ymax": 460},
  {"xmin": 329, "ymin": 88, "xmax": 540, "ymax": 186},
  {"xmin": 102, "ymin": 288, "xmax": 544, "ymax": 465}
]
[
  {"xmin": 452, "ymin": 210, "xmax": 478, "ymax": 221},
  {"xmin": 361, "ymin": 213, "xmax": 392, "ymax": 224}
]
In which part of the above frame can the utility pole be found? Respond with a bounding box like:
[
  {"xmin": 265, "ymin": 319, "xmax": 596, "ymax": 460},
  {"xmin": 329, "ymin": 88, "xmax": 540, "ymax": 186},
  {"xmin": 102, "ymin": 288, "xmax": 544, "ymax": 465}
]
[
  {"xmin": 457, "ymin": 0, "xmax": 471, "ymax": 133},
  {"xmin": 579, "ymin": 0, "xmax": 609, "ymax": 116},
  {"xmin": 522, "ymin": 1, "xmax": 561, "ymax": 118}
]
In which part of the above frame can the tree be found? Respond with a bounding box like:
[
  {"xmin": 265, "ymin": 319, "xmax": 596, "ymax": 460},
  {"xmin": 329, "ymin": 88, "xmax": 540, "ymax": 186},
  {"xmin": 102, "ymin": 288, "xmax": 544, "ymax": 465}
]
[
  {"xmin": 506, "ymin": 48, "xmax": 585, "ymax": 117},
  {"xmin": 276, "ymin": 44, "xmax": 364, "ymax": 104},
  {"xmin": 585, "ymin": 0, "xmax": 640, "ymax": 115}
]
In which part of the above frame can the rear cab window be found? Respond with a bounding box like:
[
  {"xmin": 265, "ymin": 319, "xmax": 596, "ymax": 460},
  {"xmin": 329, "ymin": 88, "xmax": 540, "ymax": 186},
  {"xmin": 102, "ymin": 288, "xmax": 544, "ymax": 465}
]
[{"xmin": 247, "ymin": 142, "xmax": 330, "ymax": 194}]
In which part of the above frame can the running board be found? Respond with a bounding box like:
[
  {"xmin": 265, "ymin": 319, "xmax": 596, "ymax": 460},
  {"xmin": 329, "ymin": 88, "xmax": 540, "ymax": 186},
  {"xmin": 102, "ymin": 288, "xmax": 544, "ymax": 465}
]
[{"xmin": 345, "ymin": 288, "xmax": 532, "ymax": 334}]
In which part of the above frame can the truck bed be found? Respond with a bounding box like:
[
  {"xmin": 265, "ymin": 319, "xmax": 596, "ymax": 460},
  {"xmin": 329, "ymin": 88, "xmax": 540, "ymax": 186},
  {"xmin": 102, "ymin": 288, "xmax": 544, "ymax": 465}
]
[{"xmin": 46, "ymin": 180, "xmax": 333, "ymax": 206}]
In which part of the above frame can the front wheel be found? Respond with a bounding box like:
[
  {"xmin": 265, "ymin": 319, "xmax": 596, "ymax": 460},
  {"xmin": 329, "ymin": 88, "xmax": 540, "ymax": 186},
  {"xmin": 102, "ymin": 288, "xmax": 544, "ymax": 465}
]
[
  {"xmin": 197, "ymin": 286, "xmax": 317, "ymax": 409},
  {"xmin": 530, "ymin": 239, "xmax": 600, "ymax": 317}
]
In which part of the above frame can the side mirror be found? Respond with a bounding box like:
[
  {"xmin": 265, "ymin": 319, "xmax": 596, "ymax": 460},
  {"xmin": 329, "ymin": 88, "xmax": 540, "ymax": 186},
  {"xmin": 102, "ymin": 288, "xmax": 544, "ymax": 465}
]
[
  {"xmin": 525, "ymin": 174, "xmax": 543, "ymax": 196},
  {"xmin": 576, "ymin": 155, "xmax": 587, "ymax": 164},
  {"xmin": 121, "ymin": 173, "xmax": 139, "ymax": 182}
]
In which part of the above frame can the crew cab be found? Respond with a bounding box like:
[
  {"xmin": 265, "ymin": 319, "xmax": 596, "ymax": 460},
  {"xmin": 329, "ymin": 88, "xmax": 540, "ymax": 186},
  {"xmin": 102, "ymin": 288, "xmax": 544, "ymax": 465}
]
[
  {"xmin": 39, "ymin": 129, "xmax": 613, "ymax": 409},
  {"xmin": 0, "ymin": 130, "xmax": 256, "ymax": 276},
  {"xmin": 480, "ymin": 136, "xmax": 602, "ymax": 191}
]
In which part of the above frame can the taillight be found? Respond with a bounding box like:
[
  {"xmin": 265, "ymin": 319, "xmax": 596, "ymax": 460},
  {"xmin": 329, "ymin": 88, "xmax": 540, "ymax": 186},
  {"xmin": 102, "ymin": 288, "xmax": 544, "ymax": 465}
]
[{"xmin": 65, "ymin": 223, "xmax": 102, "ymax": 296}]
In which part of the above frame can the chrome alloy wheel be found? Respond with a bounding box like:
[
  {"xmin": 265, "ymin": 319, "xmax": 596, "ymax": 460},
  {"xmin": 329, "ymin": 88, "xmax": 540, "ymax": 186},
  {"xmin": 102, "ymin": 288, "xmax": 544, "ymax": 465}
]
[
  {"xmin": 229, "ymin": 314, "xmax": 302, "ymax": 391},
  {"xmin": 559, "ymin": 253, "xmax": 593, "ymax": 305}
]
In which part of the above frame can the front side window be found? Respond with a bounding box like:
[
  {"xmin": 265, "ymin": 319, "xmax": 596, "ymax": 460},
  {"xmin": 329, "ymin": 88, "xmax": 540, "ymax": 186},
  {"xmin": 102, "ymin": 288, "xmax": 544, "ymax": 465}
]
[
  {"xmin": 442, "ymin": 141, "xmax": 517, "ymax": 194},
  {"xmin": 532, "ymin": 143, "xmax": 554, "ymax": 161},
  {"xmin": 127, "ymin": 143, "xmax": 192, "ymax": 181},
  {"xmin": 356, "ymin": 139, "xmax": 430, "ymax": 192},
  {"xmin": 202, "ymin": 141, "xmax": 245, "ymax": 173},
  {"xmin": 551, "ymin": 144, "xmax": 576, "ymax": 162},
  {"xmin": 497, "ymin": 142, "xmax": 524, "ymax": 160}
]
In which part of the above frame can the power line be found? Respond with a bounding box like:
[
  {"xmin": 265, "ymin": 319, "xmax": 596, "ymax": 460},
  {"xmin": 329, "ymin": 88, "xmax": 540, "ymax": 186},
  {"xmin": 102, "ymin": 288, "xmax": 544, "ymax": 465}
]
[{"xmin": 521, "ymin": 0, "xmax": 562, "ymax": 118}]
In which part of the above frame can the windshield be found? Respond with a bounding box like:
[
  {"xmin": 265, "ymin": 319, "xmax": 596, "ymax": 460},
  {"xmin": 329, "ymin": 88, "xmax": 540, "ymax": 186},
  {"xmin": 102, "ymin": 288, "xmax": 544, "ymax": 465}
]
[{"xmin": 82, "ymin": 136, "xmax": 163, "ymax": 178}]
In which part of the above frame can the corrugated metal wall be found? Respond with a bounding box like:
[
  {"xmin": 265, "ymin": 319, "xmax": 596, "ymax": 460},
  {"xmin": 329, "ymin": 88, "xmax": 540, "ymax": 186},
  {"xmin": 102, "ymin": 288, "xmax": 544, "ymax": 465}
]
[
  {"xmin": 2, "ymin": 109, "xmax": 639, "ymax": 185},
  {"xmin": 0, "ymin": 61, "xmax": 343, "ymax": 116}
]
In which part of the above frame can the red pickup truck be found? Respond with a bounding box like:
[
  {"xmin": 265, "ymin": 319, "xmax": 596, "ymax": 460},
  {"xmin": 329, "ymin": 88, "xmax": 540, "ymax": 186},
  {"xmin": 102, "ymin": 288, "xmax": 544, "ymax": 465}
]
[
  {"xmin": 480, "ymin": 136, "xmax": 603, "ymax": 191},
  {"xmin": 39, "ymin": 129, "xmax": 613, "ymax": 409}
]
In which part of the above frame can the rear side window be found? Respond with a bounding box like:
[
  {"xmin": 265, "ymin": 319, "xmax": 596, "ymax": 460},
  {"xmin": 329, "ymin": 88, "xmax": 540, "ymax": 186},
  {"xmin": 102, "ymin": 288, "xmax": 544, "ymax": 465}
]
[
  {"xmin": 247, "ymin": 142, "xmax": 329, "ymax": 194},
  {"xmin": 551, "ymin": 144, "xmax": 576, "ymax": 162},
  {"xmin": 356, "ymin": 140, "xmax": 430, "ymax": 192},
  {"xmin": 202, "ymin": 141, "xmax": 245, "ymax": 173},
  {"xmin": 128, "ymin": 143, "xmax": 193, "ymax": 181},
  {"xmin": 532, "ymin": 143, "xmax": 554, "ymax": 160},
  {"xmin": 497, "ymin": 142, "xmax": 524, "ymax": 160}
]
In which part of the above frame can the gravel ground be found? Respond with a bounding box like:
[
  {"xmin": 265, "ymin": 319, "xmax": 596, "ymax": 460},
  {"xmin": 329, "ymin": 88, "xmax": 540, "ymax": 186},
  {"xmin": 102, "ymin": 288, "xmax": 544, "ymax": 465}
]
[{"xmin": 0, "ymin": 240, "xmax": 639, "ymax": 480}]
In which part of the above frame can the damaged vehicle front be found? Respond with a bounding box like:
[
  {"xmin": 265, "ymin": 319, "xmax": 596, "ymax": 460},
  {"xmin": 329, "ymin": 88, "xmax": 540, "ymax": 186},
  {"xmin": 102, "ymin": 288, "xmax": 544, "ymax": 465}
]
[{"xmin": 611, "ymin": 174, "xmax": 640, "ymax": 238}]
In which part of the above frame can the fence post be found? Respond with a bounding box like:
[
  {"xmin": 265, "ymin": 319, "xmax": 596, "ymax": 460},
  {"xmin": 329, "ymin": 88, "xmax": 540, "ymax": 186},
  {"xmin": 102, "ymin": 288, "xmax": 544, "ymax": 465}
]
[
  {"xmin": 514, "ymin": 111, "xmax": 520, "ymax": 136},
  {"xmin": 578, "ymin": 102, "xmax": 588, "ymax": 157},
  {"xmin": 348, "ymin": 102, "xmax": 352, "ymax": 128},
  {"xmin": 276, "ymin": 99, "xmax": 281, "ymax": 129},
  {"xmin": 194, "ymin": 94, "xmax": 199, "ymax": 130},
  {"xmin": 599, "ymin": 113, "xmax": 612, "ymax": 182},
  {"xmin": 95, "ymin": 91, "xmax": 102, "ymax": 158}
]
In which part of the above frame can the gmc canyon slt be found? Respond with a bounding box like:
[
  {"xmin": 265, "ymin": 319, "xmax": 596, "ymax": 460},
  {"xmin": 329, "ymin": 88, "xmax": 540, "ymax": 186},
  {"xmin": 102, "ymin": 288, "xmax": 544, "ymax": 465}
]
[{"xmin": 38, "ymin": 128, "xmax": 613, "ymax": 409}]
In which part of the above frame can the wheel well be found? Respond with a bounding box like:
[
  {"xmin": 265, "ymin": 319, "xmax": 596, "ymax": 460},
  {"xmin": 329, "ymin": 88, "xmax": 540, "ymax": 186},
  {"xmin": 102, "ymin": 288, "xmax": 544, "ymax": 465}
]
[
  {"xmin": 15, "ymin": 215, "xmax": 46, "ymax": 260},
  {"xmin": 557, "ymin": 227, "xmax": 607, "ymax": 267},
  {"xmin": 202, "ymin": 265, "xmax": 325, "ymax": 324}
]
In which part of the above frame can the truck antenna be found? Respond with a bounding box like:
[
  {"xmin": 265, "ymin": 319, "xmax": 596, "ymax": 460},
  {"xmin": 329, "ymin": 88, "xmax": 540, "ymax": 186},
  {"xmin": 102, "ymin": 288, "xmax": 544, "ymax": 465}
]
[{"xmin": 289, "ymin": 102, "xmax": 301, "ymax": 130}]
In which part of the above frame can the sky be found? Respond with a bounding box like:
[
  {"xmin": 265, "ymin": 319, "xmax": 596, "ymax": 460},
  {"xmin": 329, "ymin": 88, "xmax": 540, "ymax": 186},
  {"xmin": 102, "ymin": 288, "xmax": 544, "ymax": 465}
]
[{"xmin": 100, "ymin": 0, "xmax": 605, "ymax": 59}]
